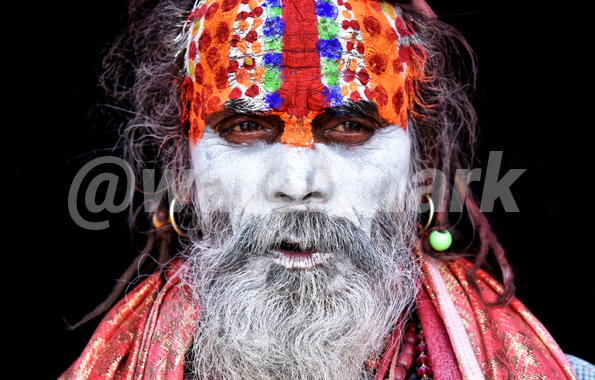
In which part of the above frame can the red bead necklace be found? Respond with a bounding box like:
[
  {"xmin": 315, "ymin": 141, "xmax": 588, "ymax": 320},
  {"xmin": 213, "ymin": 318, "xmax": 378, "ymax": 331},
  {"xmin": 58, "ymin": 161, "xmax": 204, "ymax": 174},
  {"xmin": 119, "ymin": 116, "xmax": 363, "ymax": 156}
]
[{"xmin": 368, "ymin": 313, "xmax": 434, "ymax": 380}]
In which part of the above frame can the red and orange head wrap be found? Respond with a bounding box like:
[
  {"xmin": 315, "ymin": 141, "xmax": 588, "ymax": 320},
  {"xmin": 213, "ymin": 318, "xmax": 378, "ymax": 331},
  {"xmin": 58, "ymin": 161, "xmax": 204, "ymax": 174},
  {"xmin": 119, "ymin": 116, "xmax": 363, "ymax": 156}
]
[{"xmin": 182, "ymin": 0, "xmax": 426, "ymax": 146}]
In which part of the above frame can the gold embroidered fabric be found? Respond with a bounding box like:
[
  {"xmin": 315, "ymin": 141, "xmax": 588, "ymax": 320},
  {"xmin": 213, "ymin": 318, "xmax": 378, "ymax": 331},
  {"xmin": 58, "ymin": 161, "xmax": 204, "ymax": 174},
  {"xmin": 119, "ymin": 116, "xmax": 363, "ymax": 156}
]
[{"xmin": 416, "ymin": 247, "xmax": 577, "ymax": 380}]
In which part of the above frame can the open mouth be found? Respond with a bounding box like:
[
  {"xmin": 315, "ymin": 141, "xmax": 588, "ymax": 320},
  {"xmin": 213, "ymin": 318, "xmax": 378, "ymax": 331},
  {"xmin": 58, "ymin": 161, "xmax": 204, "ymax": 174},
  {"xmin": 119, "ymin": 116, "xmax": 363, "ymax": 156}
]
[{"xmin": 272, "ymin": 237, "xmax": 329, "ymax": 269}]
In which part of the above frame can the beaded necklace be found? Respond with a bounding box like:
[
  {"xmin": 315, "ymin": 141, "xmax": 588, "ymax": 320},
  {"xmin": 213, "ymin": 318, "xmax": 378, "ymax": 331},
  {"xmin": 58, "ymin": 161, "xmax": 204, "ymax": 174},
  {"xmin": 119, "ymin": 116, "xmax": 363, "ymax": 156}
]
[{"xmin": 366, "ymin": 313, "xmax": 434, "ymax": 380}]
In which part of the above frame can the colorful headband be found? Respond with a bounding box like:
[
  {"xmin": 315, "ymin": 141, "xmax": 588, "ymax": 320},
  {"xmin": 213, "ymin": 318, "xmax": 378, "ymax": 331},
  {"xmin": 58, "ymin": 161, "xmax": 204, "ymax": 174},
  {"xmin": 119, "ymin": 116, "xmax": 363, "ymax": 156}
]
[{"xmin": 182, "ymin": 0, "xmax": 425, "ymax": 146}]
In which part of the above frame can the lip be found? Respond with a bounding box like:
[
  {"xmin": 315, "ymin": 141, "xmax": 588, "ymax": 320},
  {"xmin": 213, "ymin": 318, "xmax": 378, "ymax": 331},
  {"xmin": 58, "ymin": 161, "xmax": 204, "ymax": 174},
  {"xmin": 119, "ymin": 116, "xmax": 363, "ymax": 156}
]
[{"xmin": 272, "ymin": 249, "xmax": 330, "ymax": 269}]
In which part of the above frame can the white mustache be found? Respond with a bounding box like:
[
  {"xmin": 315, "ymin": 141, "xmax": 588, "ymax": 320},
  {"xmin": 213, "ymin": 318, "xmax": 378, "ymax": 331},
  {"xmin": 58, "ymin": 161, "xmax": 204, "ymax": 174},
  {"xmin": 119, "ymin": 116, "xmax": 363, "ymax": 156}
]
[{"xmin": 214, "ymin": 209, "xmax": 406, "ymax": 275}]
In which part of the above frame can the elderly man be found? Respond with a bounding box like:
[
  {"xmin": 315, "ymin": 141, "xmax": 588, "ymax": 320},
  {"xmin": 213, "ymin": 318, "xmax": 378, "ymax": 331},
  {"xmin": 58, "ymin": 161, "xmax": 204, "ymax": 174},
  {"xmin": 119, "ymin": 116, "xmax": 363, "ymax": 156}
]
[{"xmin": 60, "ymin": 0, "xmax": 592, "ymax": 379}]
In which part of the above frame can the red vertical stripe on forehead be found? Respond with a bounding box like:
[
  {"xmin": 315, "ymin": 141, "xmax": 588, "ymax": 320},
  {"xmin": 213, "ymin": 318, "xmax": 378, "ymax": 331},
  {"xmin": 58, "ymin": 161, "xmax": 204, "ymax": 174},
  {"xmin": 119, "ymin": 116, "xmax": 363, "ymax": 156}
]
[{"xmin": 279, "ymin": 0, "xmax": 327, "ymax": 118}]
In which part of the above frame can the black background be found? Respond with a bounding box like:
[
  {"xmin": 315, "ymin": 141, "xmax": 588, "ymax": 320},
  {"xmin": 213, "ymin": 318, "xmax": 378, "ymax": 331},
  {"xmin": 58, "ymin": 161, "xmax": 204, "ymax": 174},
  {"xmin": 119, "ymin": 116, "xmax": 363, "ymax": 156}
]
[{"xmin": 10, "ymin": 0, "xmax": 594, "ymax": 377}]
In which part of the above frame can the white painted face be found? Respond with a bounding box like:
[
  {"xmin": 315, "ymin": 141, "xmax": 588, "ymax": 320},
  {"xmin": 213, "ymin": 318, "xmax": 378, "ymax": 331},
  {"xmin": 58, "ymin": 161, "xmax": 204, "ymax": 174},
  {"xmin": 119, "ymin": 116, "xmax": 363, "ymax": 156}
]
[
  {"xmin": 190, "ymin": 116, "xmax": 411, "ymax": 235},
  {"xmin": 187, "ymin": 117, "xmax": 418, "ymax": 379}
]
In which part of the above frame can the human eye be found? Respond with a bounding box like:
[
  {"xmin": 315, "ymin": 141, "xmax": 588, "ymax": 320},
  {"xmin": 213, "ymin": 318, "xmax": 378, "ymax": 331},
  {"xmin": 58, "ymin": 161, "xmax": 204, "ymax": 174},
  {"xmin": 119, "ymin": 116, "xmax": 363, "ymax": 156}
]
[
  {"xmin": 216, "ymin": 115, "xmax": 281, "ymax": 144},
  {"xmin": 231, "ymin": 121, "xmax": 263, "ymax": 132},
  {"xmin": 316, "ymin": 119, "xmax": 376, "ymax": 145},
  {"xmin": 331, "ymin": 121, "xmax": 366, "ymax": 133}
]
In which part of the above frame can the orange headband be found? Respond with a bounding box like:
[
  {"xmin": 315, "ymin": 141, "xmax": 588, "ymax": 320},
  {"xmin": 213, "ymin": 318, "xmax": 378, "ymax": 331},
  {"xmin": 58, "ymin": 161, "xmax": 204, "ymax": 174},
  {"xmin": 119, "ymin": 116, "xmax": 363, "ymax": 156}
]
[{"xmin": 182, "ymin": 0, "xmax": 426, "ymax": 146}]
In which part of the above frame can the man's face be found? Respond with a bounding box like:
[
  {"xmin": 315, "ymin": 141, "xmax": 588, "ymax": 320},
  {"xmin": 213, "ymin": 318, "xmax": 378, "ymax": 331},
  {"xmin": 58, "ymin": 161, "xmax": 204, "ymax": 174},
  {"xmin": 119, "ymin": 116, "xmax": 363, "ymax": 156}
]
[{"xmin": 184, "ymin": 1, "xmax": 420, "ymax": 378}]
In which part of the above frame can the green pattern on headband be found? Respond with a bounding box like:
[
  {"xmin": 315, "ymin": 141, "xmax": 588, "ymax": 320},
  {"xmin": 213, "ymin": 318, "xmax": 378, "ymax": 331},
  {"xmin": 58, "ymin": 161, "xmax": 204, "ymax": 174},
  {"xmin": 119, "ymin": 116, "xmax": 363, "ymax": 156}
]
[
  {"xmin": 263, "ymin": 67, "xmax": 282, "ymax": 92},
  {"xmin": 264, "ymin": 37, "xmax": 283, "ymax": 52},
  {"xmin": 321, "ymin": 58, "xmax": 339, "ymax": 86},
  {"xmin": 318, "ymin": 17, "xmax": 340, "ymax": 40},
  {"xmin": 268, "ymin": 7, "xmax": 282, "ymax": 18}
]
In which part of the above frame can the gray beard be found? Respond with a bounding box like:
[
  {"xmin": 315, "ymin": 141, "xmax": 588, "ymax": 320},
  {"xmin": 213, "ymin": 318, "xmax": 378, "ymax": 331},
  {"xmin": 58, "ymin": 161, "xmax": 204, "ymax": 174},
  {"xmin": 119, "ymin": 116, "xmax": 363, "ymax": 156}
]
[{"xmin": 184, "ymin": 208, "xmax": 419, "ymax": 380}]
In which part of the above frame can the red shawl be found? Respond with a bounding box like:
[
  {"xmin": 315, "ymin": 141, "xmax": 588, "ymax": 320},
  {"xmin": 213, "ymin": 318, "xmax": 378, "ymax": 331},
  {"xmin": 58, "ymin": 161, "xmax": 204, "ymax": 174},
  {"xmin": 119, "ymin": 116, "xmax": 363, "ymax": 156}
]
[{"xmin": 60, "ymin": 255, "xmax": 577, "ymax": 380}]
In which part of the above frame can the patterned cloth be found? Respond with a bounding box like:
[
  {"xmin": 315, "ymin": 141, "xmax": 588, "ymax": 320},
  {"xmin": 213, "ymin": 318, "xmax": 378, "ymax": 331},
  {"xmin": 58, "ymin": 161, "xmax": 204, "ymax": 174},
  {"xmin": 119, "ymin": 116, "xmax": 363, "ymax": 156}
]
[
  {"xmin": 566, "ymin": 354, "xmax": 595, "ymax": 380},
  {"xmin": 415, "ymin": 248, "xmax": 578, "ymax": 380},
  {"xmin": 60, "ymin": 253, "xmax": 578, "ymax": 380},
  {"xmin": 59, "ymin": 260, "xmax": 200, "ymax": 380}
]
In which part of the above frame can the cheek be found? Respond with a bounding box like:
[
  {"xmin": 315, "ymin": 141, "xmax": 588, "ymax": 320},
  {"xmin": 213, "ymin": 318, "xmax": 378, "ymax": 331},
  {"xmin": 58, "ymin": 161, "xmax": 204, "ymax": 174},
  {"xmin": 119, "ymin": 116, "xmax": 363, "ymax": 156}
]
[
  {"xmin": 190, "ymin": 129, "xmax": 277, "ymax": 228},
  {"xmin": 318, "ymin": 126, "xmax": 411, "ymax": 219}
]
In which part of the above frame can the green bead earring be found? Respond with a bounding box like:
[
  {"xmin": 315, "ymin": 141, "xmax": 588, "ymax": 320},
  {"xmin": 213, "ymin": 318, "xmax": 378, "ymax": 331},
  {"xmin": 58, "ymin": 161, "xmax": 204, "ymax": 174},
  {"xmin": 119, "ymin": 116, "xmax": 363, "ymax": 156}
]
[
  {"xmin": 429, "ymin": 230, "xmax": 452, "ymax": 251},
  {"xmin": 422, "ymin": 194, "xmax": 452, "ymax": 252}
]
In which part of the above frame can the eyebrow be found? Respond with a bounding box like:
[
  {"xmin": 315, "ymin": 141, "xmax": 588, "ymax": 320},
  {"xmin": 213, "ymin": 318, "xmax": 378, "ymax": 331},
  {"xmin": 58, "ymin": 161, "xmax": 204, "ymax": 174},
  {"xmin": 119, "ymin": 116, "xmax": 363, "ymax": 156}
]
[
  {"xmin": 224, "ymin": 99, "xmax": 267, "ymax": 115},
  {"xmin": 224, "ymin": 98, "xmax": 380, "ymax": 119},
  {"xmin": 322, "ymin": 100, "xmax": 379, "ymax": 119}
]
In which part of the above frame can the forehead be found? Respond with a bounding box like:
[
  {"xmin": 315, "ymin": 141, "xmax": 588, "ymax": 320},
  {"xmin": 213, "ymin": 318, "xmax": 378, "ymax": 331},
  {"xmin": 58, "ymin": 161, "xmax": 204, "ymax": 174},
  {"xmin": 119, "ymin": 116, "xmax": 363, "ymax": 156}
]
[{"xmin": 183, "ymin": 0, "xmax": 421, "ymax": 144}]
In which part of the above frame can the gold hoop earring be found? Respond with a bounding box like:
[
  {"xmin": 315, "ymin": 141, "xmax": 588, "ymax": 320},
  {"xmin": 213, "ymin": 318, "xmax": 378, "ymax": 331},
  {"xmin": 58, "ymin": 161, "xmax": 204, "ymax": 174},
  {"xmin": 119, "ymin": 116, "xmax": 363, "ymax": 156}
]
[
  {"xmin": 422, "ymin": 193, "xmax": 434, "ymax": 232},
  {"xmin": 169, "ymin": 197, "xmax": 188, "ymax": 237}
]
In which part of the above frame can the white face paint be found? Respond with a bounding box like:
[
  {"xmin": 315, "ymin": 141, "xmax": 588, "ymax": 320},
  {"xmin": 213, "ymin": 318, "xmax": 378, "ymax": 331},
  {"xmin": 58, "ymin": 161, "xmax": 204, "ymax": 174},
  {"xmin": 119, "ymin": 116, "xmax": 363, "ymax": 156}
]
[
  {"xmin": 186, "ymin": 106, "xmax": 420, "ymax": 380},
  {"xmin": 190, "ymin": 123, "xmax": 411, "ymax": 234}
]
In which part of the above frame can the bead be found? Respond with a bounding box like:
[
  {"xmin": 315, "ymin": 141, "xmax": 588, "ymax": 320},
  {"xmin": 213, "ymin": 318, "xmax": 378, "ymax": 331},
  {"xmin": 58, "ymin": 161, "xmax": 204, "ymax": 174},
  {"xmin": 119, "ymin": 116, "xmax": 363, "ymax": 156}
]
[
  {"xmin": 393, "ymin": 365, "xmax": 407, "ymax": 380},
  {"xmin": 416, "ymin": 343, "xmax": 427, "ymax": 353},
  {"xmin": 418, "ymin": 366, "xmax": 433, "ymax": 377},
  {"xmin": 416, "ymin": 354, "xmax": 429, "ymax": 366},
  {"xmin": 397, "ymin": 352, "xmax": 413, "ymax": 369},
  {"xmin": 404, "ymin": 331, "xmax": 418, "ymax": 343},
  {"xmin": 429, "ymin": 230, "xmax": 452, "ymax": 251},
  {"xmin": 401, "ymin": 342, "xmax": 417, "ymax": 356}
]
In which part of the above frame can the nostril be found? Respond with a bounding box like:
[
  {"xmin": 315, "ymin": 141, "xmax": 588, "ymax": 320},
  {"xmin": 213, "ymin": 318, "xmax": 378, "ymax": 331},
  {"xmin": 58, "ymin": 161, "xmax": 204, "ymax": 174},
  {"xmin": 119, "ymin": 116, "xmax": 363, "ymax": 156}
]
[
  {"xmin": 276, "ymin": 192, "xmax": 294, "ymax": 202},
  {"xmin": 301, "ymin": 191, "xmax": 323, "ymax": 202},
  {"xmin": 310, "ymin": 191, "xmax": 323, "ymax": 199}
]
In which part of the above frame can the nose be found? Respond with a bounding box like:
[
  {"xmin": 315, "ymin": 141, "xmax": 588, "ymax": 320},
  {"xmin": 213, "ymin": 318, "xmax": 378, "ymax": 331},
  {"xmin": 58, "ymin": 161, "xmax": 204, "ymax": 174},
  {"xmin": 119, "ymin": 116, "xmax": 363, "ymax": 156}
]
[{"xmin": 266, "ymin": 149, "xmax": 331, "ymax": 204}]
